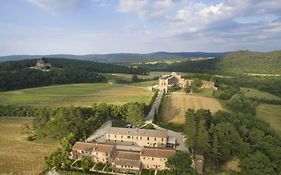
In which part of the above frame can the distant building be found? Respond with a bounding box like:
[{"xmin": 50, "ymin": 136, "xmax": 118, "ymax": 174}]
[
  {"xmin": 201, "ymin": 80, "xmax": 217, "ymax": 90},
  {"xmin": 32, "ymin": 58, "xmax": 51, "ymax": 71},
  {"xmin": 159, "ymin": 72, "xmax": 189, "ymax": 92}
]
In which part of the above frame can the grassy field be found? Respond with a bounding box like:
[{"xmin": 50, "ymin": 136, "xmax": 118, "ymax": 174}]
[
  {"xmin": 256, "ymin": 104, "xmax": 281, "ymax": 135},
  {"xmin": 162, "ymin": 94, "xmax": 224, "ymax": 124},
  {"xmin": 0, "ymin": 83, "xmax": 154, "ymax": 107},
  {"xmin": 0, "ymin": 119, "xmax": 58, "ymax": 175},
  {"xmin": 241, "ymin": 87, "xmax": 281, "ymax": 100}
]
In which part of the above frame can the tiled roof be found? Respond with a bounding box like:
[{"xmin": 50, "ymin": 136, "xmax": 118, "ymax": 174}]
[
  {"xmin": 113, "ymin": 150, "xmax": 140, "ymax": 161},
  {"xmin": 115, "ymin": 159, "xmax": 141, "ymax": 168},
  {"xmin": 107, "ymin": 127, "xmax": 167, "ymax": 138},
  {"xmin": 72, "ymin": 142, "xmax": 114, "ymax": 154},
  {"xmin": 141, "ymin": 147, "xmax": 176, "ymax": 158}
]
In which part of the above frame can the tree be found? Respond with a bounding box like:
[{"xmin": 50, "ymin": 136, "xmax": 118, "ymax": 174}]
[
  {"xmin": 241, "ymin": 152, "xmax": 275, "ymax": 175},
  {"xmin": 184, "ymin": 109, "xmax": 197, "ymax": 150},
  {"xmin": 131, "ymin": 74, "xmax": 138, "ymax": 82},
  {"xmin": 184, "ymin": 85, "xmax": 191, "ymax": 95},
  {"xmin": 126, "ymin": 102, "xmax": 145, "ymax": 126},
  {"xmin": 165, "ymin": 151, "xmax": 196, "ymax": 175},
  {"xmin": 196, "ymin": 120, "xmax": 209, "ymax": 154},
  {"xmin": 80, "ymin": 156, "xmax": 94, "ymax": 172}
]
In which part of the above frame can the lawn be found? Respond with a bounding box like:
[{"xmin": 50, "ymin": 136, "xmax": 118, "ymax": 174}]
[
  {"xmin": 0, "ymin": 119, "xmax": 58, "ymax": 175},
  {"xmin": 162, "ymin": 94, "xmax": 224, "ymax": 124},
  {"xmin": 0, "ymin": 83, "xmax": 154, "ymax": 107},
  {"xmin": 256, "ymin": 104, "xmax": 281, "ymax": 135},
  {"xmin": 241, "ymin": 87, "xmax": 281, "ymax": 100}
]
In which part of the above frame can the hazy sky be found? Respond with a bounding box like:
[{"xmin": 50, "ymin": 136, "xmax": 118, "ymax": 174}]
[{"xmin": 0, "ymin": 0, "xmax": 281, "ymax": 55}]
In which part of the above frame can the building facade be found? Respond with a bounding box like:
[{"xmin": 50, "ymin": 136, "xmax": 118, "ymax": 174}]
[
  {"xmin": 106, "ymin": 127, "xmax": 168, "ymax": 148},
  {"xmin": 70, "ymin": 141, "xmax": 176, "ymax": 173}
]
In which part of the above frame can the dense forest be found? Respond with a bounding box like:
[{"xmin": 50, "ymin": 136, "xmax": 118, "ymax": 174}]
[
  {"xmin": 0, "ymin": 58, "xmax": 148, "ymax": 91},
  {"xmin": 143, "ymin": 50, "xmax": 281, "ymax": 75}
]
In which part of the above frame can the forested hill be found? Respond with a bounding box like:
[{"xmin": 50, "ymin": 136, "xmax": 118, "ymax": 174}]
[
  {"xmin": 164, "ymin": 50, "xmax": 281, "ymax": 75},
  {"xmin": 0, "ymin": 52, "xmax": 226, "ymax": 63},
  {"xmin": 0, "ymin": 58, "xmax": 147, "ymax": 91}
]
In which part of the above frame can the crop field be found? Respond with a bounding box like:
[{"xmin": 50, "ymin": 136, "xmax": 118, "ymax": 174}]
[
  {"xmin": 256, "ymin": 104, "xmax": 281, "ymax": 135},
  {"xmin": 162, "ymin": 94, "xmax": 224, "ymax": 124},
  {"xmin": 241, "ymin": 88, "xmax": 281, "ymax": 100},
  {"xmin": 0, "ymin": 119, "xmax": 58, "ymax": 175},
  {"xmin": 0, "ymin": 83, "xmax": 154, "ymax": 107}
]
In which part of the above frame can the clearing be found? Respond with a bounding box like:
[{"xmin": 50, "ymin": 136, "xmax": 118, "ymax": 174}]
[
  {"xmin": 241, "ymin": 88, "xmax": 281, "ymax": 100},
  {"xmin": 162, "ymin": 94, "xmax": 224, "ymax": 124},
  {"xmin": 256, "ymin": 104, "xmax": 281, "ymax": 135},
  {"xmin": 0, "ymin": 83, "xmax": 154, "ymax": 107},
  {"xmin": 0, "ymin": 119, "xmax": 58, "ymax": 175}
]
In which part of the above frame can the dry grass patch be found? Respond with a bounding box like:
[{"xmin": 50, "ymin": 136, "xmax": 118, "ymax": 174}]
[
  {"xmin": 256, "ymin": 104, "xmax": 281, "ymax": 135},
  {"xmin": 162, "ymin": 94, "xmax": 224, "ymax": 124},
  {"xmin": 0, "ymin": 119, "xmax": 58, "ymax": 175}
]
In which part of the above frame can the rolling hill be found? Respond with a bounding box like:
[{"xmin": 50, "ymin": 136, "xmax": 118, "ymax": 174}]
[
  {"xmin": 0, "ymin": 52, "xmax": 226, "ymax": 63},
  {"xmin": 164, "ymin": 50, "xmax": 281, "ymax": 75}
]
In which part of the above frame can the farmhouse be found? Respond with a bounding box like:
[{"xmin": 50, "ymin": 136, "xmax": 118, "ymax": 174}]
[
  {"xmin": 159, "ymin": 72, "xmax": 190, "ymax": 92},
  {"xmin": 30, "ymin": 58, "xmax": 52, "ymax": 71},
  {"xmin": 70, "ymin": 141, "xmax": 176, "ymax": 173},
  {"xmin": 201, "ymin": 80, "xmax": 217, "ymax": 90}
]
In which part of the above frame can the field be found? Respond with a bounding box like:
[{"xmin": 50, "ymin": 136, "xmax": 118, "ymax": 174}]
[
  {"xmin": 0, "ymin": 119, "xmax": 58, "ymax": 175},
  {"xmin": 256, "ymin": 104, "xmax": 281, "ymax": 135},
  {"xmin": 162, "ymin": 94, "xmax": 224, "ymax": 124},
  {"xmin": 241, "ymin": 88, "xmax": 281, "ymax": 100},
  {"xmin": 0, "ymin": 83, "xmax": 154, "ymax": 107}
]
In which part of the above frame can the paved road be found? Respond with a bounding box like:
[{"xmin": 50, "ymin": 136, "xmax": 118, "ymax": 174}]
[
  {"xmin": 86, "ymin": 120, "xmax": 112, "ymax": 143},
  {"xmin": 145, "ymin": 90, "xmax": 164, "ymax": 123}
]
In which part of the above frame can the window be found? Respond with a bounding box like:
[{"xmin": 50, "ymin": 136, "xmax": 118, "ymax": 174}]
[
  {"xmin": 136, "ymin": 137, "xmax": 138, "ymax": 140},
  {"xmin": 140, "ymin": 137, "xmax": 142, "ymax": 140},
  {"xmin": 154, "ymin": 138, "xmax": 156, "ymax": 141},
  {"xmin": 108, "ymin": 134, "xmax": 110, "ymax": 138},
  {"xmin": 152, "ymin": 158, "xmax": 154, "ymax": 160},
  {"xmin": 115, "ymin": 135, "xmax": 116, "ymax": 138},
  {"xmin": 121, "ymin": 140, "xmax": 123, "ymax": 142},
  {"xmin": 127, "ymin": 136, "xmax": 131, "ymax": 139},
  {"xmin": 121, "ymin": 135, "xmax": 123, "ymax": 139},
  {"xmin": 147, "ymin": 137, "xmax": 149, "ymax": 140},
  {"xmin": 162, "ymin": 138, "xmax": 164, "ymax": 141},
  {"xmin": 143, "ymin": 157, "xmax": 145, "ymax": 160},
  {"xmin": 108, "ymin": 139, "xmax": 110, "ymax": 141},
  {"xmin": 96, "ymin": 152, "xmax": 98, "ymax": 155}
]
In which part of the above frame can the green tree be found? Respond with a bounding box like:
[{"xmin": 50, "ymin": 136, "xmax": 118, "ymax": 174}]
[
  {"xmin": 131, "ymin": 74, "xmax": 138, "ymax": 82},
  {"xmin": 184, "ymin": 109, "xmax": 197, "ymax": 150},
  {"xmin": 241, "ymin": 152, "xmax": 275, "ymax": 175},
  {"xmin": 165, "ymin": 151, "xmax": 196, "ymax": 175},
  {"xmin": 80, "ymin": 156, "xmax": 94, "ymax": 172},
  {"xmin": 196, "ymin": 120, "xmax": 209, "ymax": 154},
  {"xmin": 126, "ymin": 102, "xmax": 145, "ymax": 126},
  {"xmin": 184, "ymin": 85, "xmax": 191, "ymax": 95}
]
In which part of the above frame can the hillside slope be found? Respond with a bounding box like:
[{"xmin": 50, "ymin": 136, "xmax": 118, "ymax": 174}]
[{"xmin": 165, "ymin": 50, "xmax": 281, "ymax": 74}]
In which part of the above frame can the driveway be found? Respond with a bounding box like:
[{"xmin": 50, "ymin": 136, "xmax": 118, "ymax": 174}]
[
  {"xmin": 145, "ymin": 90, "xmax": 164, "ymax": 123},
  {"xmin": 86, "ymin": 120, "xmax": 112, "ymax": 143}
]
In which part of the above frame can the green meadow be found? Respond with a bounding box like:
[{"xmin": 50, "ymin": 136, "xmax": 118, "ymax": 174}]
[{"xmin": 0, "ymin": 83, "xmax": 154, "ymax": 107}]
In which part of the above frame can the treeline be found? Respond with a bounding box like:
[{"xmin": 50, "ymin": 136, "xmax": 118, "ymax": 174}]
[
  {"xmin": 185, "ymin": 109, "xmax": 281, "ymax": 174},
  {"xmin": 0, "ymin": 58, "xmax": 148, "ymax": 91},
  {"xmin": 0, "ymin": 102, "xmax": 149, "ymax": 139}
]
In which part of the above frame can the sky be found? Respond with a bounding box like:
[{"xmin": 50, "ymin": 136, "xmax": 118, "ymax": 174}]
[{"xmin": 0, "ymin": 0, "xmax": 281, "ymax": 55}]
